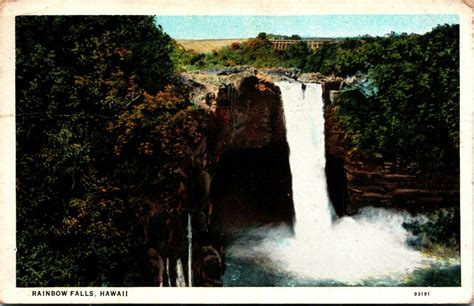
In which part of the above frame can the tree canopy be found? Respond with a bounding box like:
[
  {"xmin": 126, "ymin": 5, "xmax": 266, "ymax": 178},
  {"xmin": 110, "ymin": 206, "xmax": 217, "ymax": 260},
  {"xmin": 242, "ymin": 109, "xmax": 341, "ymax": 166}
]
[
  {"xmin": 324, "ymin": 24, "xmax": 459, "ymax": 169},
  {"xmin": 16, "ymin": 15, "xmax": 196, "ymax": 286}
]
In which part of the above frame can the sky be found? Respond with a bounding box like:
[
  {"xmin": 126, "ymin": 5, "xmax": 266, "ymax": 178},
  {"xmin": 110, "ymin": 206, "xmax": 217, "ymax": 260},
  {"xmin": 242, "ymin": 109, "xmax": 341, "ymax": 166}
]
[{"xmin": 154, "ymin": 15, "xmax": 459, "ymax": 39}]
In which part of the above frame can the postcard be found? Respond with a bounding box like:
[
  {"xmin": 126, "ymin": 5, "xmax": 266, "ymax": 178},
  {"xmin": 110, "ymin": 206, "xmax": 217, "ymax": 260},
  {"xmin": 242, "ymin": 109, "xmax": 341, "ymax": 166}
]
[{"xmin": 0, "ymin": 0, "xmax": 472, "ymax": 303}]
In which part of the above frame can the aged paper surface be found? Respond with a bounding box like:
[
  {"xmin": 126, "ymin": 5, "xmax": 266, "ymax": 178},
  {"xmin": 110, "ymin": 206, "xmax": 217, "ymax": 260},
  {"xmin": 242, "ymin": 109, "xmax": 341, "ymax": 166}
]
[{"xmin": 0, "ymin": 0, "xmax": 473, "ymax": 303}]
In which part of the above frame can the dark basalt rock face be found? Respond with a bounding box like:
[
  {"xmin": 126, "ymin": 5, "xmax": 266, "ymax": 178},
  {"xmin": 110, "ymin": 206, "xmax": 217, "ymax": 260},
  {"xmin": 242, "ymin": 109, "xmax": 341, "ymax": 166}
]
[
  {"xmin": 210, "ymin": 144, "xmax": 294, "ymax": 235},
  {"xmin": 213, "ymin": 75, "xmax": 287, "ymax": 152},
  {"xmin": 325, "ymin": 154, "xmax": 347, "ymax": 217},
  {"xmin": 165, "ymin": 69, "xmax": 294, "ymax": 286},
  {"xmin": 210, "ymin": 73, "xmax": 294, "ymax": 235}
]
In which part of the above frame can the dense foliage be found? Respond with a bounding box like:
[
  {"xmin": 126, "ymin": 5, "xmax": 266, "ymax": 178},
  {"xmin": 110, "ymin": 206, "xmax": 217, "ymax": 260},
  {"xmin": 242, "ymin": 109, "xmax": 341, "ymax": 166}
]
[
  {"xmin": 327, "ymin": 25, "xmax": 459, "ymax": 169},
  {"xmin": 16, "ymin": 16, "xmax": 204, "ymax": 286}
]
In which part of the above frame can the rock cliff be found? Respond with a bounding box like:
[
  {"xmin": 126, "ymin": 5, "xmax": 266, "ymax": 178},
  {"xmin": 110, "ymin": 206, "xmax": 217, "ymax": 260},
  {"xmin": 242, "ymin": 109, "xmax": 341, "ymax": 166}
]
[
  {"xmin": 176, "ymin": 69, "xmax": 295, "ymax": 286},
  {"xmin": 322, "ymin": 80, "xmax": 460, "ymax": 215}
]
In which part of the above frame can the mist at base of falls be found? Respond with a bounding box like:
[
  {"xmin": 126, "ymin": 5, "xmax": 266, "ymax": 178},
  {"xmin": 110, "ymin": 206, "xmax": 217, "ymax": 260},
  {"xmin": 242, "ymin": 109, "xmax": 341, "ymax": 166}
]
[
  {"xmin": 226, "ymin": 207, "xmax": 447, "ymax": 285},
  {"xmin": 222, "ymin": 82, "xmax": 459, "ymax": 286}
]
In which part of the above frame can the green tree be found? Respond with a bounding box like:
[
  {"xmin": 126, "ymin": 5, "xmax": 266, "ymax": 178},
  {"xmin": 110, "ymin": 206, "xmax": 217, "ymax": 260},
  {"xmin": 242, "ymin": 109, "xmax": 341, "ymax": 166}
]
[
  {"xmin": 257, "ymin": 32, "xmax": 267, "ymax": 40},
  {"xmin": 326, "ymin": 24, "xmax": 459, "ymax": 170},
  {"xmin": 16, "ymin": 15, "xmax": 176, "ymax": 286},
  {"xmin": 283, "ymin": 41, "xmax": 313, "ymax": 70}
]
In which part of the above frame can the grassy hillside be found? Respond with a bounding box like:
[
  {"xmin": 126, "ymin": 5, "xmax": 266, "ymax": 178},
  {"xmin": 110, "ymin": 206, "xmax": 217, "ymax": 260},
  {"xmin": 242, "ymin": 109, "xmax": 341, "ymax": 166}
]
[{"xmin": 177, "ymin": 39, "xmax": 248, "ymax": 53}]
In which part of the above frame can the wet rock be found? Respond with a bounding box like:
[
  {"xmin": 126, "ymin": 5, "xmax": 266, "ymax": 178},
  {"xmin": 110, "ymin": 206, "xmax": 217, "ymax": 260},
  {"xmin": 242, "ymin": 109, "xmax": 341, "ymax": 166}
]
[{"xmin": 297, "ymin": 72, "xmax": 325, "ymax": 83}]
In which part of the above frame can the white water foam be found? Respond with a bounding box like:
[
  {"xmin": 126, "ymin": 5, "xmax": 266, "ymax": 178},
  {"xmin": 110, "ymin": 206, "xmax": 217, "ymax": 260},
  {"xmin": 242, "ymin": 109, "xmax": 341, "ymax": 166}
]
[{"xmin": 227, "ymin": 81, "xmax": 426, "ymax": 284}]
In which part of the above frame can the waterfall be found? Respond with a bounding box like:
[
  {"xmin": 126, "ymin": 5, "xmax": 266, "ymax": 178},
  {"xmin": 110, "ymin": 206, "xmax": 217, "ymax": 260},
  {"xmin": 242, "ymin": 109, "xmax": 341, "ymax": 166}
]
[
  {"xmin": 277, "ymin": 82, "xmax": 333, "ymax": 240},
  {"xmin": 175, "ymin": 259, "xmax": 186, "ymax": 287}
]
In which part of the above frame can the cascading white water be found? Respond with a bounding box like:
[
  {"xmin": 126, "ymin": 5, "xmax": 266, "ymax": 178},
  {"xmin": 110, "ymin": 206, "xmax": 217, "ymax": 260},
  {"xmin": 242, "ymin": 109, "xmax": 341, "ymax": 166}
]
[
  {"xmin": 227, "ymin": 81, "xmax": 428, "ymax": 284},
  {"xmin": 275, "ymin": 81, "xmax": 425, "ymax": 281},
  {"xmin": 278, "ymin": 82, "xmax": 333, "ymax": 240}
]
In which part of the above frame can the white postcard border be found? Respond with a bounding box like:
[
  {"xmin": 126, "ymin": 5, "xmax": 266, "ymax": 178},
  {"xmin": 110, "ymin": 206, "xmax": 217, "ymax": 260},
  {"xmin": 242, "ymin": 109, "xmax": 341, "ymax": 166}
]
[{"xmin": 0, "ymin": 0, "xmax": 472, "ymax": 303}]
